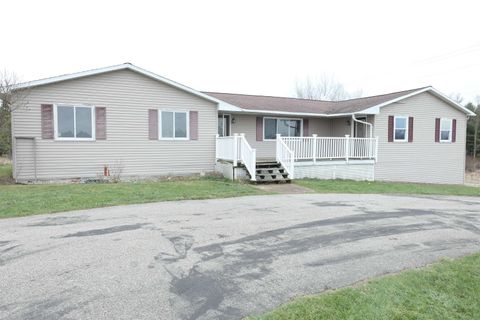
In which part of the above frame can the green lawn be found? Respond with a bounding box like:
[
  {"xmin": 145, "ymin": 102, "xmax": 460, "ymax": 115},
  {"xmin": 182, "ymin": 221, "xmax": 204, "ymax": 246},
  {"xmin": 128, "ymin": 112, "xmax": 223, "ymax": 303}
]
[
  {"xmin": 249, "ymin": 253, "xmax": 480, "ymax": 320},
  {"xmin": 0, "ymin": 163, "xmax": 12, "ymax": 183},
  {"xmin": 296, "ymin": 179, "xmax": 480, "ymax": 197},
  {"xmin": 2, "ymin": 162, "xmax": 479, "ymax": 219},
  {"xmin": 0, "ymin": 177, "xmax": 264, "ymax": 219}
]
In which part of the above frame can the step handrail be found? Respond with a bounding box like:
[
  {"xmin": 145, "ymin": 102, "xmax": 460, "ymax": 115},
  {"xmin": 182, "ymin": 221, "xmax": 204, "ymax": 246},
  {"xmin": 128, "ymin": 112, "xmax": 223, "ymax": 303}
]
[
  {"xmin": 239, "ymin": 134, "xmax": 257, "ymax": 181},
  {"xmin": 216, "ymin": 134, "xmax": 256, "ymax": 181},
  {"xmin": 276, "ymin": 134, "xmax": 294, "ymax": 179}
]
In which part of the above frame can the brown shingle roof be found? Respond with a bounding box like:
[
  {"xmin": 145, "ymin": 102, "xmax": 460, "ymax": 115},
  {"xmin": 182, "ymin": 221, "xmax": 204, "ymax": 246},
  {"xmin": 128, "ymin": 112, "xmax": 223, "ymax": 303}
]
[{"xmin": 204, "ymin": 87, "xmax": 429, "ymax": 115}]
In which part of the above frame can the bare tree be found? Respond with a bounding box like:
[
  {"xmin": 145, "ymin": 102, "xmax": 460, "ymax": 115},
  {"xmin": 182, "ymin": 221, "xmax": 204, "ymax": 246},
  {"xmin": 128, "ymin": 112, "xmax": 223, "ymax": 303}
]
[
  {"xmin": 294, "ymin": 74, "xmax": 362, "ymax": 101},
  {"xmin": 0, "ymin": 70, "xmax": 28, "ymax": 157},
  {"xmin": 449, "ymin": 92, "xmax": 464, "ymax": 104},
  {"xmin": 474, "ymin": 95, "xmax": 480, "ymax": 159}
]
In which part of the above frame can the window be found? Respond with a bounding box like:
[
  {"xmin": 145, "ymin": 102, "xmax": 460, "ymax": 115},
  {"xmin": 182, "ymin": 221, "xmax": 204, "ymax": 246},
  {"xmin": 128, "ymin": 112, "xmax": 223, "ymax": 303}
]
[
  {"xmin": 394, "ymin": 116, "xmax": 408, "ymax": 142},
  {"xmin": 264, "ymin": 118, "xmax": 277, "ymax": 140},
  {"xmin": 160, "ymin": 111, "xmax": 188, "ymax": 139},
  {"xmin": 440, "ymin": 118, "xmax": 452, "ymax": 142},
  {"xmin": 55, "ymin": 105, "xmax": 94, "ymax": 140},
  {"xmin": 264, "ymin": 117, "xmax": 302, "ymax": 140}
]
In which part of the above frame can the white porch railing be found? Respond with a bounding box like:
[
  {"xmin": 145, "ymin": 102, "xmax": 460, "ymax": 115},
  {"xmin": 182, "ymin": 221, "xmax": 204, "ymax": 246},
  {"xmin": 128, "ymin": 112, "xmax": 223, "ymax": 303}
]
[
  {"xmin": 216, "ymin": 134, "xmax": 256, "ymax": 181},
  {"xmin": 280, "ymin": 135, "xmax": 378, "ymax": 162},
  {"xmin": 238, "ymin": 134, "xmax": 257, "ymax": 181},
  {"xmin": 276, "ymin": 134, "xmax": 295, "ymax": 178},
  {"xmin": 216, "ymin": 135, "xmax": 238, "ymax": 165},
  {"xmin": 216, "ymin": 134, "xmax": 377, "ymax": 181}
]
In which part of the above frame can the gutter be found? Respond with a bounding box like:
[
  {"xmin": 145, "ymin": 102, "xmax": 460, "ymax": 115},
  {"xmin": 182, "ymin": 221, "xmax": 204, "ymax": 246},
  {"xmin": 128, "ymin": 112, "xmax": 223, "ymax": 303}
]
[
  {"xmin": 351, "ymin": 114, "xmax": 373, "ymax": 138},
  {"xmin": 218, "ymin": 108, "xmax": 377, "ymax": 118}
]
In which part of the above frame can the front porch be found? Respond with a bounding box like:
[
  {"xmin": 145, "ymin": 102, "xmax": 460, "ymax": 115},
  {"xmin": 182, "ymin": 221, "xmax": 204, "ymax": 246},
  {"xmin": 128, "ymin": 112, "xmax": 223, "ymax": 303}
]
[{"xmin": 215, "ymin": 134, "xmax": 378, "ymax": 182}]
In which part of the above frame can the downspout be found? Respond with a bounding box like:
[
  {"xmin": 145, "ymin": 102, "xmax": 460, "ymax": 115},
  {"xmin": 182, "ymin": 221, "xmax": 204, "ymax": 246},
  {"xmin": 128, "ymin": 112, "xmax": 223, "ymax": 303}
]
[
  {"xmin": 351, "ymin": 114, "xmax": 373, "ymax": 138},
  {"xmin": 352, "ymin": 114, "xmax": 377, "ymax": 163}
]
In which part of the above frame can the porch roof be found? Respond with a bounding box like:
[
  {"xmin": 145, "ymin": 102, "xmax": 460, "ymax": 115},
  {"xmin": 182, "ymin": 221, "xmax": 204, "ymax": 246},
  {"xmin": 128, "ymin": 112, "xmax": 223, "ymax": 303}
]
[{"xmin": 205, "ymin": 86, "xmax": 475, "ymax": 117}]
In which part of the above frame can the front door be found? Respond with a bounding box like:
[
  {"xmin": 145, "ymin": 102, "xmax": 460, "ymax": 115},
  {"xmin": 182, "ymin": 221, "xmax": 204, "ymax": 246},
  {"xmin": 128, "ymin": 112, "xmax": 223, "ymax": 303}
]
[
  {"xmin": 354, "ymin": 117, "xmax": 367, "ymax": 138},
  {"xmin": 218, "ymin": 114, "xmax": 231, "ymax": 137}
]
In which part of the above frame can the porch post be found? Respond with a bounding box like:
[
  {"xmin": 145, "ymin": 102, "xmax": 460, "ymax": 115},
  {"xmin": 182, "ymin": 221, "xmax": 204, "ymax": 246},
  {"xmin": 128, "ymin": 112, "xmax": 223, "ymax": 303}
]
[
  {"xmin": 369, "ymin": 137, "xmax": 372, "ymax": 159},
  {"xmin": 276, "ymin": 134, "xmax": 281, "ymax": 162},
  {"xmin": 351, "ymin": 115, "xmax": 355, "ymax": 137},
  {"xmin": 215, "ymin": 134, "xmax": 219, "ymax": 160},
  {"xmin": 312, "ymin": 134, "xmax": 317, "ymax": 163},
  {"xmin": 240, "ymin": 133, "xmax": 246, "ymax": 163},
  {"xmin": 345, "ymin": 134, "xmax": 350, "ymax": 162},
  {"xmin": 233, "ymin": 133, "xmax": 238, "ymax": 167},
  {"xmin": 251, "ymin": 148, "xmax": 257, "ymax": 181}
]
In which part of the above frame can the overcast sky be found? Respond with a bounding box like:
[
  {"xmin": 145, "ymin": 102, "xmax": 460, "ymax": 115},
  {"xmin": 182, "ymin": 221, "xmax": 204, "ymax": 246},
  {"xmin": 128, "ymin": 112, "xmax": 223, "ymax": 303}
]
[{"xmin": 2, "ymin": 0, "xmax": 479, "ymax": 103}]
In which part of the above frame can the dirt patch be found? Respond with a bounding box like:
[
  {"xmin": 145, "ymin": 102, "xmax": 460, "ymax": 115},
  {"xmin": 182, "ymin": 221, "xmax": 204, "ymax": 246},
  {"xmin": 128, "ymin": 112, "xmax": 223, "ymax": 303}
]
[
  {"xmin": 0, "ymin": 177, "xmax": 14, "ymax": 185},
  {"xmin": 0, "ymin": 157, "xmax": 11, "ymax": 165},
  {"xmin": 465, "ymin": 171, "xmax": 480, "ymax": 187},
  {"xmin": 254, "ymin": 183, "xmax": 314, "ymax": 194}
]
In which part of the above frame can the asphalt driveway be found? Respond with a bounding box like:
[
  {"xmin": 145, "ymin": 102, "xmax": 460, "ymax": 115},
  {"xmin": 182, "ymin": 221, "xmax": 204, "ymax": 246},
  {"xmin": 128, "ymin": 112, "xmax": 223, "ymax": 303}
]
[{"xmin": 1, "ymin": 194, "xmax": 480, "ymax": 320}]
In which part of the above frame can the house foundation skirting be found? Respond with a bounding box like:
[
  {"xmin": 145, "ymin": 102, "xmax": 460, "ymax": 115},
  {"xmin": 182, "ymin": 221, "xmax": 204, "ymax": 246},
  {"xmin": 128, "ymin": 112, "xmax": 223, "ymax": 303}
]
[
  {"xmin": 294, "ymin": 160, "xmax": 375, "ymax": 181},
  {"xmin": 215, "ymin": 160, "xmax": 249, "ymax": 181}
]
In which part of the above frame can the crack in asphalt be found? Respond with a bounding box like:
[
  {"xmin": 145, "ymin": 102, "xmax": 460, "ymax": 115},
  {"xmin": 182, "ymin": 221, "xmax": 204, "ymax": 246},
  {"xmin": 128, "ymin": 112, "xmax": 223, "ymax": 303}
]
[
  {"xmin": 194, "ymin": 209, "xmax": 437, "ymax": 255},
  {"xmin": 27, "ymin": 215, "xmax": 91, "ymax": 226},
  {"xmin": 0, "ymin": 246, "xmax": 56, "ymax": 266},
  {"xmin": 58, "ymin": 223, "xmax": 151, "ymax": 238},
  {"xmin": 3, "ymin": 195, "xmax": 480, "ymax": 320},
  {"xmin": 168, "ymin": 209, "xmax": 454, "ymax": 319}
]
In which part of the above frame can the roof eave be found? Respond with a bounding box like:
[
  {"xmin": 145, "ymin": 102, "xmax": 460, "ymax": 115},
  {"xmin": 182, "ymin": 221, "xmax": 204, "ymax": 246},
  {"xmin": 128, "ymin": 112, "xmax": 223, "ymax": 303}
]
[
  {"xmin": 427, "ymin": 87, "xmax": 476, "ymax": 116},
  {"xmin": 219, "ymin": 108, "xmax": 370, "ymax": 117},
  {"xmin": 358, "ymin": 86, "xmax": 475, "ymax": 116},
  {"xmin": 13, "ymin": 63, "xmax": 230, "ymax": 108}
]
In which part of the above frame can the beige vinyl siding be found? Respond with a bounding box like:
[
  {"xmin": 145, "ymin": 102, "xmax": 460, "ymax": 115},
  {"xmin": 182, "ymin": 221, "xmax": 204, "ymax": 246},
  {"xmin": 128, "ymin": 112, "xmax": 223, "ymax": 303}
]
[
  {"xmin": 330, "ymin": 117, "xmax": 351, "ymax": 136},
  {"xmin": 12, "ymin": 69, "xmax": 217, "ymax": 181},
  {"xmin": 374, "ymin": 92, "xmax": 467, "ymax": 184},
  {"xmin": 14, "ymin": 138, "xmax": 36, "ymax": 179},
  {"xmin": 230, "ymin": 114, "xmax": 276, "ymax": 158},
  {"xmin": 230, "ymin": 115, "xmax": 350, "ymax": 158},
  {"xmin": 309, "ymin": 118, "xmax": 335, "ymax": 136}
]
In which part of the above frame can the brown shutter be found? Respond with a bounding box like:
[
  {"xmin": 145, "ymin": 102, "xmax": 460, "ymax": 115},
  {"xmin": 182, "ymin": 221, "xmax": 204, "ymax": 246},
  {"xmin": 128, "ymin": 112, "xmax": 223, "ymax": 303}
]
[
  {"xmin": 189, "ymin": 111, "xmax": 198, "ymax": 140},
  {"xmin": 303, "ymin": 119, "xmax": 309, "ymax": 136},
  {"xmin": 387, "ymin": 116, "xmax": 394, "ymax": 142},
  {"xmin": 408, "ymin": 117, "xmax": 414, "ymax": 143},
  {"xmin": 148, "ymin": 109, "xmax": 158, "ymax": 140},
  {"xmin": 256, "ymin": 117, "xmax": 263, "ymax": 141},
  {"xmin": 452, "ymin": 119, "xmax": 457, "ymax": 143},
  {"xmin": 95, "ymin": 107, "xmax": 107, "ymax": 140},
  {"xmin": 41, "ymin": 104, "xmax": 54, "ymax": 139},
  {"xmin": 435, "ymin": 118, "xmax": 440, "ymax": 142}
]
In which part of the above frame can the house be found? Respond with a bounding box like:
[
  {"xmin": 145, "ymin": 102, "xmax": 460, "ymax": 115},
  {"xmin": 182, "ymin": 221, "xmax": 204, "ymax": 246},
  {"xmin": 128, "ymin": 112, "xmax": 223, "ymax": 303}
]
[{"xmin": 11, "ymin": 63, "xmax": 474, "ymax": 184}]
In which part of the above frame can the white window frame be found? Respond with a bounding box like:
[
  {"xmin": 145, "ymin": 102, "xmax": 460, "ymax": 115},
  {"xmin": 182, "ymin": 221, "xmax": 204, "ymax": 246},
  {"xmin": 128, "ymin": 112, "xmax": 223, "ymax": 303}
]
[
  {"xmin": 158, "ymin": 110, "xmax": 190, "ymax": 140},
  {"xmin": 263, "ymin": 117, "xmax": 303, "ymax": 141},
  {"xmin": 393, "ymin": 116, "xmax": 408, "ymax": 142},
  {"xmin": 440, "ymin": 118, "xmax": 453, "ymax": 143},
  {"xmin": 53, "ymin": 104, "xmax": 96, "ymax": 141}
]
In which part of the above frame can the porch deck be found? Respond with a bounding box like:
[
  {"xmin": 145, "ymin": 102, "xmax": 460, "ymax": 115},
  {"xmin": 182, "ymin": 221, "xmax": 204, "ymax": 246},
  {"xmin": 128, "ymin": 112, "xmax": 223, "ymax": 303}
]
[{"xmin": 215, "ymin": 134, "xmax": 378, "ymax": 182}]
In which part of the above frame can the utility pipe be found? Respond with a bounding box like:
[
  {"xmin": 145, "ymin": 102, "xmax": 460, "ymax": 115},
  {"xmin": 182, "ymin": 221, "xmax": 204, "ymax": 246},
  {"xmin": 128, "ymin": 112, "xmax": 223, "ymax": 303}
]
[{"xmin": 351, "ymin": 114, "xmax": 373, "ymax": 138}]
